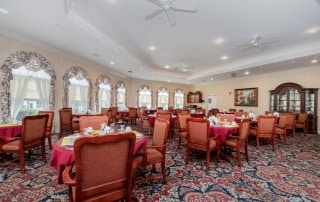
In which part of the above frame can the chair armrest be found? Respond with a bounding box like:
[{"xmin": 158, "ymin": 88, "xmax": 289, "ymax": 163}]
[
  {"xmin": 62, "ymin": 164, "xmax": 76, "ymax": 186},
  {"xmin": 226, "ymin": 134, "xmax": 240, "ymax": 139},
  {"xmin": 146, "ymin": 145, "xmax": 163, "ymax": 150},
  {"xmin": 211, "ymin": 134, "xmax": 220, "ymax": 140}
]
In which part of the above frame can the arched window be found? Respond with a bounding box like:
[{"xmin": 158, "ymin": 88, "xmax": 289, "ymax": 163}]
[
  {"xmin": 95, "ymin": 75, "xmax": 112, "ymax": 112},
  {"xmin": 116, "ymin": 81, "xmax": 127, "ymax": 111},
  {"xmin": 157, "ymin": 87, "xmax": 169, "ymax": 110},
  {"xmin": 137, "ymin": 85, "xmax": 152, "ymax": 109},
  {"xmin": 0, "ymin": 51, "xmax": 56, "ymax": 122},
  {"xmin": 62, "ymin": 66, "xmax": 92, "ymax": 113},
  {"xmin": 173, "ymin": 88, "xmax": 184, "ymax": 109}
]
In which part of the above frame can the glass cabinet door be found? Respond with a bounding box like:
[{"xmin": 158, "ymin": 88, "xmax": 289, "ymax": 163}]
[
  {"xmin": 305, "ymin": 89, "xmax": 316, "ymax": 115},
  {"xmin": 288, "ymin": 88, "xmax": 300, "ymax": 113},
  {"xmin": 276, "ymin": 90, "xmax": 287, "ymax": 112}
]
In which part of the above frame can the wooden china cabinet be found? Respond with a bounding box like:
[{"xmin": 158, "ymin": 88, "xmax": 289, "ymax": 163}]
[
  {"xmin": 187, "ymin": 92, "xmax": 202, "ymax": 103},
  {"xmin": 269, "ymin": 82, "xmax": 318, "ymax": 134}
]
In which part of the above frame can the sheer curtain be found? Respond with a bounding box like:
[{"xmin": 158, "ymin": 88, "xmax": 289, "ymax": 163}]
[
  {"xmin": 35, "ymin": 77, "xmax": 50, "ymax": 110},
  {"xmin": 99, "ymin": 88, "xmax": 111, "ymax": 108},
  {"xmin": 79, "ymin": 85, "xmax": 88, "ymax": 112},
  {"xmin": 10, "ymin": 74, "xmax": 29, "ymax": 120},
  {"xmin": 69, "ymin": 84, "xmax": 77, "ymax": 108}
]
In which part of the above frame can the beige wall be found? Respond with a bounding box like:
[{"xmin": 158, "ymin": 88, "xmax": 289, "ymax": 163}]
[{"xmin": 1, "ymin": 34, "xmax": 319, "ymax": 133}]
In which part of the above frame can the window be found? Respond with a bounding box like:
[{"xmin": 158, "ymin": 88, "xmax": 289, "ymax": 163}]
[
  {"xmin": 99, "ymin": 83, "xmax": 111, "ymax": 108},
  {"xmin": 157, "ymin": 87, "xmax": 169, "ymax": 110},
  {"xmin": 11, "ymin": 66, "xmax": 51, "ymax": 121},
  {"xmin": 137, "ymin": 85, "xmax": 152, "ymax": 109},
  {"xmin": 116, "ymin": 81, "xmax": 126, "ymax": 111},
  {"xmin": 69, "ymin": 77, "xmax": 89, "ymax": 113},
  {"xmin": 62, "ymin": 66, "xmax": 92, "ymax": 113},
  {"xmin": 1, "ymin": 52, "xmax": 56, "ymax": 122},
  {"xmin": 173, "ymin": 89, "xmax": 184, "ymax": 109}
]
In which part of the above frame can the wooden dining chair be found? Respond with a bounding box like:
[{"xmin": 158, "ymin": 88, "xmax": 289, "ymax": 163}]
[
  {"xmin": 38, "ymin": 110, "xmax": 54, "ymax": 150},
  {"xmin": 156, "ymin": 111, "xmax": 173, "ymax": 136},
  {"xmin": 274, "ymin": 114, "xmax": 289, "ymax": 144},
  {"xmin": 185, "ymin": 118, "xmax": 220, "ymax": 171},
  {"xmin": 216, "ymin": 113, "xmax": 235, "ymax": 123},
  {"xmin": 285, "ymin": 113, "xmax": 296, "ymax": 139},
  {"xmin": 0, "ymin": 114, "xmax": 48, "ymax": 173},
  {"xmin": 59, "ymin": 108, "xmax": 78, "ymax": 138},
  {"xmin": 100, "ymin": 107, "xmax": 109, "ymax": 116},
  {"xmin": 123, "ymin": 107, "xmax": 138, "ymax": 125},
  {"xmin": 249, "ymin": 115, "xmax": 277, "ymax": 150},
  {"xmin": 177, "ymin": 113, "xmax": 191, "ymax": 149},
  {"xmin": 79, "ymin": 115, "xmax": 109, "ymax": 132},
  {"xmin": 134, "ymin": 118, "xmax": 169, "ymax": 184},
  {"xmin": 295, "ymin": 113, "xmax": 307, "ymax": 136},
  {"xmin": 62, "ymin": 132, "xmax": 137, "ymax": 202},
  {"xmin": 224, "ymin": 118, "xmax": 251, "ymax": 167}
]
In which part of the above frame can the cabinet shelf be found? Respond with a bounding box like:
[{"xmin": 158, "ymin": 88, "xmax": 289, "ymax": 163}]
[{"xmin": 269, "ymin": 82, "xmax": 318, "ymax": 134}]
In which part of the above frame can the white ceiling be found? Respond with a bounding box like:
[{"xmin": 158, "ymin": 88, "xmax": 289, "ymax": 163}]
[{"xmin": 0, "ymin": 0, "xmax": 320, "ymax": 84}]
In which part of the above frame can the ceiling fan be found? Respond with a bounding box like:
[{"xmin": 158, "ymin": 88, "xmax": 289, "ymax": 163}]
[
  {"xmin": 145, "ymin": 0, "xmax": 197, "ymax": 25},
  {"xmin": 240, "ymin": 35, "xmax": 280, "ymax": 52}
]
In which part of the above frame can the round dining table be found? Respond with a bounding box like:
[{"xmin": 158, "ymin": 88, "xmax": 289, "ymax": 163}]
[
  {"xmin": 50, "ymin": 132, "xmax": 148, "ymax": 184},
  {"xmin": 147, "ymin": 114, "xmax": 177, "ymax": 127},
  {"xmin": 210, "ymin": 124, "xmax": 239, "ymax": 144},
  {"xmin": 0, "ymin": 123, "xmax": 22, "ymax": 144}
]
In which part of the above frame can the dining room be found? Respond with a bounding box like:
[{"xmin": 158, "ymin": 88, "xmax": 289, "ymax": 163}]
[{"xmin": 1, "ymin": 0, "xmax": 320, "ymax": 201}]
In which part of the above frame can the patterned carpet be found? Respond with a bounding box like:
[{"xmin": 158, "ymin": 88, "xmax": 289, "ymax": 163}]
[{"xmin": 1, "ymin": 129, "xmax": 320, "ymax": 202}]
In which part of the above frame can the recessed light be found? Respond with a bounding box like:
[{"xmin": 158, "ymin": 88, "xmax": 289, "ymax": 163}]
[
  {"xmin": 167, "ymin": 80, "xmax": 170, "ymax": 82},
  {"xmin": 305, "ymin": 27, "xmax": 320, "ymax": 34},
  {"xmin": 110, "ymin": 61, "xmax": 114, "ymax": 65},
  {"xmin": 220, "ymin": 55, "xmax": 228, "ymax": 60},
  {"xmin": 0, "ymin": 8, "xmax": 9, "ymax": 14},
  {"xmin": 311, "ymin": 59, "xmax": 318, "ymax": 63},
  {"xmin": 244, "ymin": 71, "xmax": 250, "ymax": 75},
  {"xmin": 210, "ymin": 78, "xmax": 214, "ymax": 80},
  {"xmin": 214, "ymin": 37, "xmax": 225, "ymax": 44},
  {"xmin": 148, "ymin": 46, "xmax": 157, "ymax": 51},
  {"xmin": 164, "ymin": 65, "xmax": 170, "ymax": 69}
]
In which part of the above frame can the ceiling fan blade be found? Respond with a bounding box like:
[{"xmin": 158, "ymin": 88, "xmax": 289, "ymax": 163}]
[
  {"xmin": 172, "ymin": 3, "xmax": 197, "ymax": 12},
  {"xmin": 240, "ymin": 46, "xmax": 254, "ymax": 52},
  {"xmin": 145, "ymin": 8, "xmax": 164, "ymax": 20},
  {"xmin": 146, "ymin": 0, "xmax": 162, "ymax": 7},
  {"xmin": 165, "ymin": 9, "xmax": 176, "ymax": 25},
  {"xmin": 260, "ymin": 39, "xmax": 280, "ymax": 45}
]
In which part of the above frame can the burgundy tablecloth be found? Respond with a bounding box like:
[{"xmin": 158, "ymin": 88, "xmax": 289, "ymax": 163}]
[
  {"xmin": 190, "ymin": 113, "xmax": 205, "ymax": 118},
  {"xmin": 147, "ymin": 115, "xmax": 177, "ymax": 127},
  {"xmin": 210, "ymin": 125, "xmax": 239, "ymax": 143},
  {"xmin": 50, "ymin": 134, "xmax": 148, "ymax": 184},
  {"xmin": 0, "ymin": 124, "xmax": 22, "ymax": 144}
]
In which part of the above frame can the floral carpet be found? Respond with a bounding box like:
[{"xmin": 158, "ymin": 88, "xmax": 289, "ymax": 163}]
[{"xmin": 1, "ymin": 131, "xmax": 320, "ymax": 202}]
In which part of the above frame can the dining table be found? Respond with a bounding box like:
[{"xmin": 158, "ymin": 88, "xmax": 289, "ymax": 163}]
[
  {"xmin": 50, "ymin": 131, "xmax": 148, "ymax": 184},
  {"xmin": 0, "ymin": 123, "xmax": 22, "ymax": 144},
  {"xmin": 190, "ymin": 113, "xmax": 206, "ymax": 118},
  {"xmin": 210, "ymin": 124, "xmax": 239, "ymax": 144},
  {"xmin": 147, "ymin": 114, "xmax": 177, "ymax": 127}
]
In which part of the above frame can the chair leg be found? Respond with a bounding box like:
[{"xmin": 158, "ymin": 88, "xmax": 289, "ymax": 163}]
[
  {"xmin": 41, "ymin": 143, "xmax": 47, "ymax": 163},
  {"xmin": 47, "ymin": 134, "xmax": 52, "ymax": 150},
  {"xmin": 206, "ymin": 151, "xmax": 210, "ymax": 171},
  {"xmin": 177, "ymin": 136, "xmax": 181, "ymax": 149},
  {"xmin": 245, "ymin": 144, "xmax": 249, "ymax": 162},
  {"xmin": 19, "ymin": 149, "xmax": 25, "ymax": 174},
  {"xmin": 236, "ymin": 149, "xmax": 241, "ymax": 167},
  {"xmin": 256, "ymin": 136, "xmax": 260, "ymax": 149},
  {"xmin": 185, "ymin": 148, "xmax": 190, "ymax": 165},
  {"xmin": 161, "ymin": 160, "xmax": 167, "ymax": 184}
]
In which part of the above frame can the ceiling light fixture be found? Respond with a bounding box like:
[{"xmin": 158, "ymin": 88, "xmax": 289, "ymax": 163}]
[
  {"xmin": 231, "ymin": 72, "xmax": 237, "ymax": 77},
  {"xmin": 244, "ymin": 71, "xmax": 250, "ymax": 75},
  {"xmin": 214, "ymin": 37, "xmax": 225, "ymax": 44},
  {"xmin": 148, "ymin": 46, "xmax": 156, "ymax": 51},
  {"xmin": 0, "ymin": 8, "xmax": 9, "ymax": 14},
  {"xmin": 110, "ymin": 61, "xmax": 114, "ymax": 65},
  {"xmin": 164, "ymin": 65, "xmax": 170, "ymax": 69},
  {"xmin": 305, "ymin": 27, "xmax": 320, "ymax": 34},
  {"xmin": 311, "ymin": 59, "xmax": 318, "ymax": 63},
  {"xmin": 221, "ymin": 55, "xmax": 228, "ymax": 60}
]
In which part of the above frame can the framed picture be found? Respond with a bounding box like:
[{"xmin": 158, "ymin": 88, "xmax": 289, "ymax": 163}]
[{"xmin": 234, "ymin": 87, "xmax": 258, "ymax": 107}]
